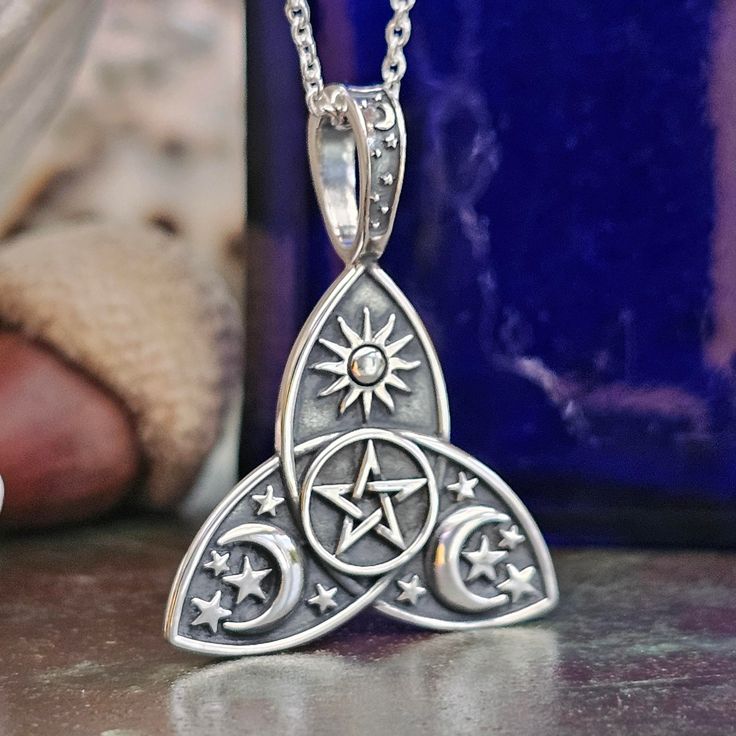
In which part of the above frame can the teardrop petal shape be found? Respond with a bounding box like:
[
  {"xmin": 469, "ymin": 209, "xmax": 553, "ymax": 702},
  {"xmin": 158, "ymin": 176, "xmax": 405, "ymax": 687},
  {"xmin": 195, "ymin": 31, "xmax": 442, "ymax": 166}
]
[
  {"xmin": 373, "ymin": 434, "xmax": 558, "ymax": 629},
  {"xmin": 277, "ymin": 263, "xmax": 450, "ymax": 501},
  {"xmin": 164, "ymin": 450, "xmax": 391, "ymax": 656}
]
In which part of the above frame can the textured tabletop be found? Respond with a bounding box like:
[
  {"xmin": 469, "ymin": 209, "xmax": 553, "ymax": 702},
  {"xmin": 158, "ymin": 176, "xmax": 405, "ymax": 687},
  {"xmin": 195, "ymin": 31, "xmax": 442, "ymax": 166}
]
[{"xmin": 1, "ymin": 520, "xmax": 735, "ymax": 736}]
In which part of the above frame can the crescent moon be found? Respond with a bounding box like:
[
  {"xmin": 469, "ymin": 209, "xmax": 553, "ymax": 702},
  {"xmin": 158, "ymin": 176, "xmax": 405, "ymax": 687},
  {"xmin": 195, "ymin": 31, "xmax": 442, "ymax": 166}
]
[
  {"xmin": 217, "ymin": 523, "xmax": 304, "ymax": 634},
  {"xmin": 374, "ymin": 101, "xmax": 396, "ymax": 131},
  {"xmin": 431, "ymin": 506, "xmax": 511, "ymax": 613}
]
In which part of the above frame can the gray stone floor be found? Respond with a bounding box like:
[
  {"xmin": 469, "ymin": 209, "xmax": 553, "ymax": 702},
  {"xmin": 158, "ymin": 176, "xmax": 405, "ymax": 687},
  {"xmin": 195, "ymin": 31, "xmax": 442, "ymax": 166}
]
[{"xmin": 1, "ymin": 520, "xmax": 735, "ymax": 735}]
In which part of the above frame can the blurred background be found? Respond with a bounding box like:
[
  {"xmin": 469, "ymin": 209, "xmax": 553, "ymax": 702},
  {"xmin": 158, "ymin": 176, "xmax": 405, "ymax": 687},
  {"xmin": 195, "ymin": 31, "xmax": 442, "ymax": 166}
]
[
  {"xmin": 2, "ymin": 0, "xmax": 735, "ymax": 547},
  {"xmin": 244, "ymin": 0, "xmax": 736, "ymax": 548},
  {"xmin": 0, "ymin": 0, "xmax": 245, "ymax": 525}
]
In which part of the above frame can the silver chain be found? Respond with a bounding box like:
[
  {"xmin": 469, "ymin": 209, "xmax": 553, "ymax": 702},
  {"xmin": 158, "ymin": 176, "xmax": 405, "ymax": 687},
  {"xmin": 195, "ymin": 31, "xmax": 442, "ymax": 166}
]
[{"xmin": 284, "ymin": 0, "xmax": 416, "ymax": 117}]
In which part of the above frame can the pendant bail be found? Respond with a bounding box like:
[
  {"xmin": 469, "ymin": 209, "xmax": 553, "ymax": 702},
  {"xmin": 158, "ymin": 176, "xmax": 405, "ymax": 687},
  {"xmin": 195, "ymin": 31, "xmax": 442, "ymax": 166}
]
[{"xmin": 308, "ymin": 84, "xmax": 406, "ymax": 265}]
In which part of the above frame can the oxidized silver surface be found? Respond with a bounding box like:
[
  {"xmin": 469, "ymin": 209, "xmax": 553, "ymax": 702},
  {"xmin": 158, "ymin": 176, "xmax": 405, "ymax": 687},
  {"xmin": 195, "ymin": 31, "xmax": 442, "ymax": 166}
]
[{"xmin": 165, "ymin": 85, "xmax": 558, "ymax": 656}]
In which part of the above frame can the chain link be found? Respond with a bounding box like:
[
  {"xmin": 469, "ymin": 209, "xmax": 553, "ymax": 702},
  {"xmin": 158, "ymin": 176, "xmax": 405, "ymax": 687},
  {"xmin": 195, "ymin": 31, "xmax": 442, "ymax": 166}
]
[{"xmin": 284, "ymin": 0, "xmax": 416, "ymax": 117}]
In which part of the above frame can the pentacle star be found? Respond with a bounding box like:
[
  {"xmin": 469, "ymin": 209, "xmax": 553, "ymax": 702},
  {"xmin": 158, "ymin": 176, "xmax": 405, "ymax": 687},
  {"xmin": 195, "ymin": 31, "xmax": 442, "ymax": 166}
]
[
  {"xmin": 462, "ymin": 534, "xmax": 508, "ymax": 582},
  {"xmin": 447, "ymin": 472, "xmax": 478, "ymax": 501},
  {"xmin": 223, "ymin": 556, "xmax": 272, "ymax": 604},
  {"xmin": 396, "ymin": 574, "xmax": 426, "ymax": 606},
  {"xmin": 313, "ymin": 307, "xmax": 421, "ymax": 420},
  {"xmin": 497, "ymin": 564, "xmax": 539, "ymax": 603},
  {"xmin": 253, "ymin": 484, "xmax": 284, "ymax": 517},
  {"xmin": 191, "ymin": 591, "xmax": 231, "ymax": 633},
  {"xmin": 498, "ymin": 524, "xmax": 526, "ymax": 551},
  {"xmin": 307, "ymin": 583, "xmax": 338, "ymax": 614},
  {"xmin": 313, "ymin": 439, "xmax": 427, "ymax": 556},
  {"xmin": 203, "ymin": 550, "xmax": 230, "ymax": 577}
]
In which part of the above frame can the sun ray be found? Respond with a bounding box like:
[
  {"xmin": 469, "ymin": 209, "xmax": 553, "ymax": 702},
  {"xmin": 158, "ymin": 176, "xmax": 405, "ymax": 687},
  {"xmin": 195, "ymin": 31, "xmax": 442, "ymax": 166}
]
[
  {"xmin": 362, "ymin": 390, "xmax": 373, "ymax": 419},
  {"xmin": 339, "ymin": 385, "xmax": 363, "ymax": 414},
  {"xmin": 374, "ymin": 383, "xmax": 395, "ymax": 412},
  {"xmin": 319, "ymin": 337, "xmax": 352, "ymax": 359},
  {"xmin": 385, "ymin": 373, "xmax": 411, "ymax": 392},
  {"xmin": 373, "ymin": 314, "xmax": 396, "ymax": 345},
  {"xmin": 319, "ymin": 375, "xmax": 351, "ymax": 397},
  {"xmin": 312, "ymin": 360, "xmax": 347, "ymax": 375},
  {"xmin": 362, "ymin": 307, "xmax": 372, "ymax": 341},
  {"xmin": 388, "ymin": 356, "xmax": 421, "ymax": 372},
  {"xmin": 385, "ymin": 333, "xmax": 414, "ymax": 356},
  {"xmin": 337, "ymin": 316, "xmax": 363, "ymax": 348},
  {"xmin": 313, "ymin": 307, "xmax": 420, "ymax": 418}
]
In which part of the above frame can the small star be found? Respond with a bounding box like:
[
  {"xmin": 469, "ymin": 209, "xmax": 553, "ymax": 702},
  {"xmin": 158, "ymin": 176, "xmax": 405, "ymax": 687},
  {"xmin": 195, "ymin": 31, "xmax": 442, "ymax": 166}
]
[
  {"xmin": 384, "ymin": 133, "xmax": 398, "ymax": 149},
  {"xmin": 380, "ymin": 173, "xmax": 394, "ymax": 186},
  {"xmin": 307, "ymin": 583, "xmax": 338, "ymax": 614},
  {"xmin": 373, "ymin": 92, "xmax": 383, "ymax": 102},
  {"xmin": 191, "ymin": 591, "xmax": 231, "ymax": 633},
  {"xmin": 379, "ymin": 205, "xmax": 390, "ymax": 215},
  {"xmin": 370, "ymin": 193, "xmax": 381, "ymax": 203},
  {"xmin": 223, "ymin": 556, "xmax": 271, "ymax": 604},
  {"xmin": 498, "ymin": 524, "xmax": 526, "ymax": 551},
  {"xmin": 360, "ymin": 98, "xmax": 369, "ymax": 109},
  {"xmin": 463, "ymin": 535, "xmax": 508, "ymax": 582},
  {"xmin": 203, "ymin": 550, "xmax": 230, "ymax": 577},
  {"xmin": 370, "ymin": 220, "xmax": 381, "ymax": 229},
  {"xmin": 371, "ymin": 147, "xmax": 383, "ymax": 158},
  {"xmin": 447, "ymin": 472, "xmax": 478, "ymax": 501},
  {"xmin": 497, "ymin": 564, "xmax": 539, "ymax": 602},
  {"xmin": 396, "ymin": 574, "xmax": 427, "ymax": 606},
  {"xmin": 253, "ymin": 484, "xmax": 284, "ymax": 517}
]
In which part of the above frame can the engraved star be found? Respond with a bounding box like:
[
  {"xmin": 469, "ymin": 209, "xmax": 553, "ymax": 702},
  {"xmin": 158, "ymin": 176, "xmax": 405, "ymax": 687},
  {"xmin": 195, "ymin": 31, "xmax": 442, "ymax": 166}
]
[
  {"xmin": 463, "ymin": 534, "xmax": 508, "ymax": 582},
  {"xmin": 203, "ymin": 550, "xmax": 230, "ymax": 577},
  {"xmin": 447, "ymin": 472, "xmax": 478, "ymax": 501},
  {"xmin": 191, "ymin": 590, "xmax": 231, "ymax": 633},
  {"xmin": 396, "ymin": 574, "xmax": 426, "ymax": 606},
  {"xmin": 371, "ymin": 147, "xmax": 383, "ymax": 158},
  {"xmin": 253, "ymin": 485, "xmax": 285, "ymax": 517},
  {"xmin": 498, "ymin": 524, "xmax": 526, "ymax": 551},
  {"xmin": 307, "ymin": 583, "xmax": 338, "ymax": 614},
  {"xmin": 497, "ymin": 564, "xmax": 539, "ymax": 602},
  {"xmin": 384, "ymin": 132, "xmax": 398, "ymax": 149},
  {"xmin": 223, "ymin": 556, "xmax": 272, "ymax": 604},
  {"xmin": 380, "ymin": 173, "xmax": 394, "ymax": 186},
  {"xmin": 313, "ymin": 440, "xmax": 427, "ymax": 556},
  {"xmin": 370, "ymin": 192, "xmax": 381, "ymax": 203}
]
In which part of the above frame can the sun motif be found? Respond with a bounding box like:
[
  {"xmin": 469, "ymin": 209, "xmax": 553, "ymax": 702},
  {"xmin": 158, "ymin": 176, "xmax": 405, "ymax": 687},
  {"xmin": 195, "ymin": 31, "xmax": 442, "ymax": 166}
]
[{"xmin": 313, "ymin": 307, "xmax": 421, "ymax": 419}]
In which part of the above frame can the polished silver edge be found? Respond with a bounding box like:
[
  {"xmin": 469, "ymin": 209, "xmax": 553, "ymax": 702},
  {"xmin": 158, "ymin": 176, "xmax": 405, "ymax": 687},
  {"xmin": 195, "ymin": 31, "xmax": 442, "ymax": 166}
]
[
  {"xmin": 276, "ymin": 263, "xmax": 451, "ymax": 504},
  {"xmin": 164, "ymin": 434, "xmax": 355, "ymax": 657},
  {"xmin": 374, "ymin": 432, "xmax": 559, "ymax": 630},
  {"xmin": 369, "ymin": 264, "xmax": 450, "ymax": 440},
  {"xmin": 276, "ymin": 264, "xmax": 365, "ymax": 503},
  {"xmin": 307, "ymin": 83, "xmax": 406, "ymax": 264},
  {"xmin": 164, "ymin": 454, "xmax": 278, "ymax": 650},
  {"xmin": 168, "ymin": 576, "xmax": 392, "ymax": 657}
]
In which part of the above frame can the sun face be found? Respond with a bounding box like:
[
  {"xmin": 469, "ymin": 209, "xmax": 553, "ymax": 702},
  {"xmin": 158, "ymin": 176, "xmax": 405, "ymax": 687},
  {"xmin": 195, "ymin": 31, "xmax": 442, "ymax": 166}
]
[{"xmin": 313, "ymin": 307, "xmax": 421, "ymax": 419}]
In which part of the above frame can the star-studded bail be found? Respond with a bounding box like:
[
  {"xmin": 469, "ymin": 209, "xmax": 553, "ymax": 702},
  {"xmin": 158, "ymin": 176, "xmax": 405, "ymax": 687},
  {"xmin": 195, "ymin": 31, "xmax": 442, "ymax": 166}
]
[{"xmin": 308, "ymin": 84, "xmax": 406, "ymax": 264}]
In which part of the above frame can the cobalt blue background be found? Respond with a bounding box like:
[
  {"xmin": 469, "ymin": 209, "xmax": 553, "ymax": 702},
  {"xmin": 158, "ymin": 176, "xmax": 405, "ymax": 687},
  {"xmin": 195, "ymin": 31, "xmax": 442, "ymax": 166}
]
[{"xmin": 244, "ymin": 1, "xmax": 736, "ymax": 546}]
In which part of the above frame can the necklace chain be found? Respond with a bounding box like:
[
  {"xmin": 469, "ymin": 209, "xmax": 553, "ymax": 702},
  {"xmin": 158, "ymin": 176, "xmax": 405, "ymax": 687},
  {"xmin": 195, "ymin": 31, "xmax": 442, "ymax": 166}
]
[{"xmin": 284, "ymin": 0, "xmax": 416, "ymax": 117}]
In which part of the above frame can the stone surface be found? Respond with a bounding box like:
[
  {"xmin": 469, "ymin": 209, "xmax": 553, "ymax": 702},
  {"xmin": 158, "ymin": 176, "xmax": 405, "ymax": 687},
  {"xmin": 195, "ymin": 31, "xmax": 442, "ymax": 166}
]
[{"xmin": 1, "ymin": 519, "xmax": 735, "ymax": 734}]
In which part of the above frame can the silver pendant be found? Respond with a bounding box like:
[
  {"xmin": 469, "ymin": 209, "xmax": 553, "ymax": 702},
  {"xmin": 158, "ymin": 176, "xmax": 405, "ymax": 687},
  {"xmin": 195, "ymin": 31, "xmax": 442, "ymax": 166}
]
[{"xmin": 165, "ymin": 85, "xmax": 558, "ymax": 656}]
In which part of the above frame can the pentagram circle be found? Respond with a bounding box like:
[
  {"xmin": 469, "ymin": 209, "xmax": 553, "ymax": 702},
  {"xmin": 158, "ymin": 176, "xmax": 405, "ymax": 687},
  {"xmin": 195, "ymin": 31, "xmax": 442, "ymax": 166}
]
[{"xmin": 301, "ymin": 429, "xmax": 438, "ymax": 576}]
